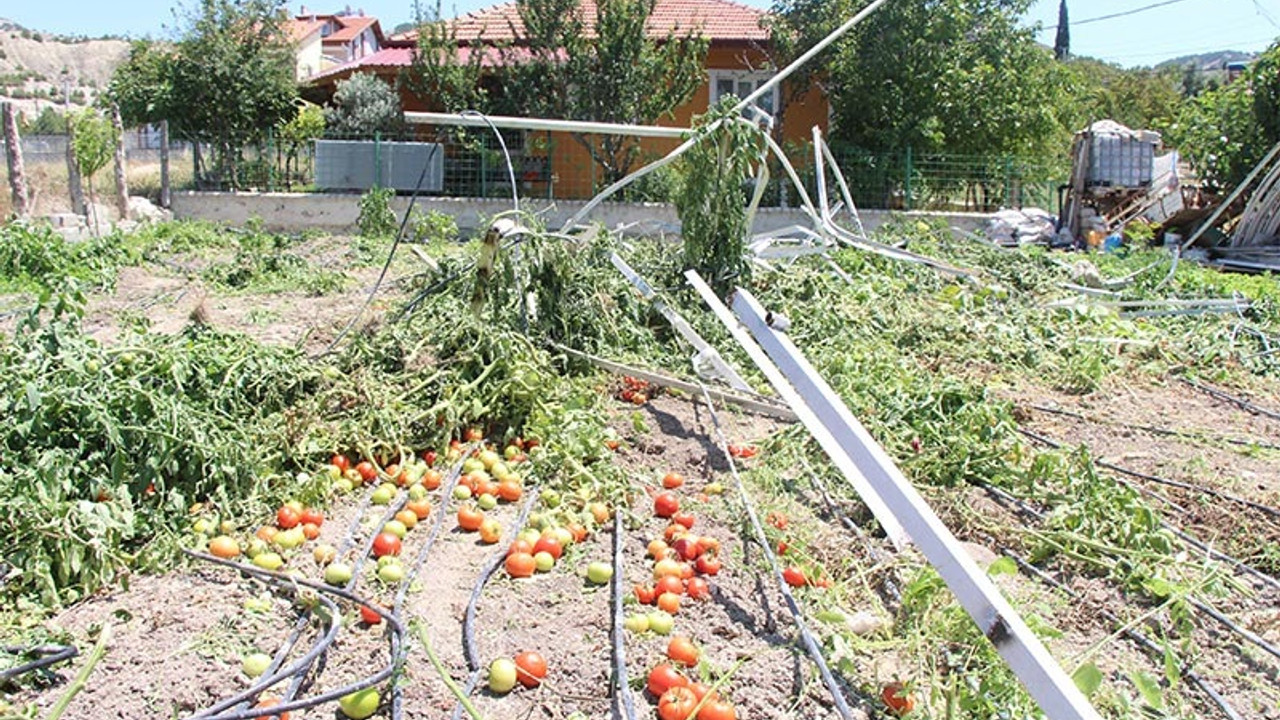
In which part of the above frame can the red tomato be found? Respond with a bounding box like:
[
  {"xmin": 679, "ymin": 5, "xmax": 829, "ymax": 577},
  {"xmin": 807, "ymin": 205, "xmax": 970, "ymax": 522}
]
[
  {"xmin": 686, "ymin": 681, "xmax": 716, "ymax": 702},
  {"xmin": 508, "ymin": 539, "xmax": 534, "ymax": 557},
  {"xmin": 658, "ymin": 686, "xmax": 698, "ymax": 720},
  {"xmin": 634, "ymin": 584, "xmax": 656, "ymax": 605},
  {"xmin": 300, "ymin": 508, "xmax": 324, "ymax": 527},
  {"xmin": 406, "ymin": 499, "xmax": 432, "ymax": 521},
  {"xmin": 695, "ymin": 555, "xmax": 722, "ymax": 576},
  {"xmin": 782, "ymin": 566, "xmax": 807, "ymax": 587},
  {"xmin": 359, "ymin": 605, "xmax": 383, "ymax": 625},
  {"xmin": 276, "ymin": 506, "xmax": 301, "ymax": 529},
  {"xmin": 647, "ymin": 664, "xmax": 687, "ymax": 697},
  {"xmin": 766, "ymin": 512, "xmax": 788, "ymax": 530},
  {"xmin": 457, "ymin": 506, "xmax": 484, "ymax": 532},
  {"xmin": 662, "ymin": 472, "xmax": 684, "ymax": 489},
  {"xmin": 533, "ymin": 535, "xmax": 563, "ymax": 560},
  {"xmin": 421, "ymin": 449, "xmax": 438, "ymax": 466},
  {"xmin": 685, "ymin": 577, "xmax": 710, "ymax": 601},
  {"xmin": 372, "ymin": 532, "xmax": 402, "ymax": 557},
  {"xmin": 301, "ymin": 522, "xmax": 320, "ymax": 540},
  {"xmin": 699, "ymin": 699, "xmax": 738, "ymax": 720},
  {"xmin": 251, "ymin": 697, "xmax": 290, "ymax": 720},
  {"xmin": 506, "ymin": 552, "xmax": 536, "ymax": 578},
  {"xmin": 331, "ymin": 454, "xmax": 350, "ymax": 472},
  {"xmin": 514, "ymin": 651, "xmax": 548, "ymax": 688},
  {"xmin": 654, "ymin": 492, "xmax": 679, "ymax": 518},
  {"xmin": 657, "ymin": 592, "xmax": 680, "ymax": 614},
  {"xmin": 355, "ymin": 461, "xmax": 378, "ymax": 482},
  {"xmin": 464, "ymin": 427, "xmax": 484, "ymax": 442},
  {"xmin": 776, "ymin": 540, "xmax": 789, "ymax": 555},
  {"xmin": 666, "ymin": 636, "xmax": 699, "ymax": 667},
  {"xmin": 882, "ymin": 683, "xmax": 916, "ymax": 715},
  {"xmin": 672, "ymin": 512, "xmax": 695, "ymax": 530},
  {"xmin": 655, "ymin": 575, "xmax": 684, "ymax": 597}
]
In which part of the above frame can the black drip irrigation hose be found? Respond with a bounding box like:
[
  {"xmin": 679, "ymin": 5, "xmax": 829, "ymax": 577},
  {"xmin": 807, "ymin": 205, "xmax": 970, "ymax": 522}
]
[
  {"xmin": 0, "ymin": 644, "xmax": 78, "ymax": 682},
  {"xmin": 976, "ymin": 484, "xmax": 1280, "ymax": 668},
  {"xmin": 1018, "ymin": 427, "xmax": 1280, "ymax": 524},
  {"xmin": 389, "ymin": 449, "xmax": 474, "ymax": 720},
  {"xmin": 610, "ymin": 511, "xmax": 640, "ymax": 720},
  {"xmin": 1179, "ymin": 377, "xmax": 1280, "ymax": 423},
  {"xmin": 315, "ymin": 143, "xmax": 442, "ymax": 359},
  {"xmin": 1001, "ymin": 549, "xmax": 1245, "ymax": 720},
  {"xmin": 1030, "ymin": 403, "xmax": 1280, "ymax": 452},
  {"xmin": 806, "ymin": 469, "xmax": 902, "ymax": 612},
  {"xmin": 447, "ymin": 488, "xmax": 542, "ymax": 720},
  {"xmin": 182, "ymin": 551, "xmax": 402, "ymax": 720},
  {"xmin": 696, "ymin": 382, "xmax": 860, "ymax": 720}
]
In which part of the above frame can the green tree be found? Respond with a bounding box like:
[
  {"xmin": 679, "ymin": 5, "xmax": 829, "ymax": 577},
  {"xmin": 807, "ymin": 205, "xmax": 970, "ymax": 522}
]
[
  {"xmin": 70, "ymin": 107, "xmax": 119, "ymax": 233},
  {"xmin": 770, "ymin": 0, "xmax": 1067, "ymax": 156},
  {"xmin": 411, "ymin": 0, "xmax": 708, "ymax": 185},
  {"xmin": 1059, "ymin": 58, "xmax": 1182, "ymax": 133},
  {"xmin": 107, "ymin": 40, "xmax": 175, "ymax": 128},
  {"xmin": 18, "ymin": 106, "xmax": 68, "ymax": 135},
  {"xmin": 324, "ymin": 73, "xmax": 405, "ymax": 136},
  {"xmin": 278, "ymin": 101, "xmax": 325, "ymax": 188}
]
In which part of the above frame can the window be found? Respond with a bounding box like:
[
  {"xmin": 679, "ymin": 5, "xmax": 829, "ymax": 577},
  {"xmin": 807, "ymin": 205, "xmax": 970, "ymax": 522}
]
[{"xmin": 709, "ymin": 71, "xmax": 778, "ymax": 118}]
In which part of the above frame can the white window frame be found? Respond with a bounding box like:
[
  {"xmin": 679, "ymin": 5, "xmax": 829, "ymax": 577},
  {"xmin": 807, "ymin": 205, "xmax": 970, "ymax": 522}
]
[{"xmin": 708, "ymin": 70, "xmax": 780, "ymax": 119}]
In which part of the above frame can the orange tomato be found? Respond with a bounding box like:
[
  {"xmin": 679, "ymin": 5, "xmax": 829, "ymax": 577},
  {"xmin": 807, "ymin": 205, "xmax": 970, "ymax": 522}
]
[
  {"xmin": 882, "ymin": 682, "xmax": 916, "ymax": 715},
  {"xmin": 457, "ymin": 505, "xmax": 484, "ymax": 532},
  {"xmin": 662, "ymin": 472, "xmax": 684, "ymax": 489},
  {"xmin": 666, "ymin": 636, "xmax": 699, "ymax": 667},
  {"xmin": 255, "ymin": 526, "xmax": 278, "ymax": 543},
  {"xmin": 514, "ymin": 651, "xmax": 547, "ymax": 688},
  {"xmin": 657, "ymin": 592, "xmax": 680, "ymax": 614},
  {"xmin": 406, "ymin": 499, "xmax": 432, "ymax": 521},
  {"xmin": 497, "ymin": 480, "xmax": 523, "ymax": 502},
  {"xmin": 506, "ymin": 552, "xmax": 535, "ymax": 578},
  {"xmin": 301, "ymin": 522, "xmax": 320, "ymax": 540},
  {"xmin": 394, "ymin": 509, "xmax": 418, "ymax": 530},
  {"xmin": 657, "ymin": 686, "xmax": 697, "ymax": 720},
  {"xmin": 209, "ymin": 536, "xmax": 240, "ymax": 559}
]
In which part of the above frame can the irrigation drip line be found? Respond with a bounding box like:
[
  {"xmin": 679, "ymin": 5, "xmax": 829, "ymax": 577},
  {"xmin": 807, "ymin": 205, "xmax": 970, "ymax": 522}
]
[
  {"xmin": 976, "ymin": 484, "xmax": 1280, "ymax": 667},
  {"xmin": 1179, "ymin": 377, "xmax": 1280, "ymax": 422},
  {"xmin": 316, "ymin": 142, "xmax": 441, "ymax": 359},
  {"xmin": 1002, "ymin": 549, "xmax": 1244, "ymax": 720},
  {"xmin": 0, "ymin": 644, "xmax": 78, "ymax": 682},
  {"xmin": 1030, "ymin": 403, "xmax": 1280, "ymax": 452},
  {"xmin": 1017, "ymin": 426, "xmax": 1280, "ymax": 523},
  {"xmin": 695, "ymin": 381, "xmax": 859, "ymax": 720},
  {"xmin": 609, "ymin": 511, "xmax": 640, "ymax": 720},
  {"xmin": 390, "ymin": 450, "xmax": 473, "ymax": 720},
  {"xmin": 182, "ymin": 550, "xmax": 402, "ymax": 720},
  {"xmin": 446, "ymin": 489, "xmax": 542, "ymax": 720},
  {"xmin": 805, "ymin": 467, "xmax": 901, "ymax": 612}
]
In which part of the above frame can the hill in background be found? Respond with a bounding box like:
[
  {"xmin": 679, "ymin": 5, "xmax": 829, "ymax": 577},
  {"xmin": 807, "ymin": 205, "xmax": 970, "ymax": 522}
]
[
  {"xmin": 1155, "ymin": 49, "xmax": 1257, "ymax": 71},
  {"xmin": 0, "ymin": 17, "xmax": 130, "ymax": 123}
]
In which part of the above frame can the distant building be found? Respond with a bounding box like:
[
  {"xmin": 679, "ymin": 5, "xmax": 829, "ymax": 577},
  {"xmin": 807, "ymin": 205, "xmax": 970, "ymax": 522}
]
[
  {"xmin": 1227, "ymin": 61, "xmax": 1248, "ymax": 83},
  {"xmin": 287, "ymin": 7, "xmax": 386, "ymax": 80}
]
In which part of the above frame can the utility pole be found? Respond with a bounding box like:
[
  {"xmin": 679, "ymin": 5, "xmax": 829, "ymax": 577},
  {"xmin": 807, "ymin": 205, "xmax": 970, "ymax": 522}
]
[
  {"xmin": 65, "ymin": 78, "xmax": 86, "ymax": 215},
  {"xmin": 3, "ymin": 102, "xmax": 30, "ymax": 217}
]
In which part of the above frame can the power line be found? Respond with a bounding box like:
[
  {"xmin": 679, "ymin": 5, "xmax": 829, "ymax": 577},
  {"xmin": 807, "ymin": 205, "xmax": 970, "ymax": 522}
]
[{"xmin": 1043, "ymin": 0, "xmax": 1195, "ymax": 30}]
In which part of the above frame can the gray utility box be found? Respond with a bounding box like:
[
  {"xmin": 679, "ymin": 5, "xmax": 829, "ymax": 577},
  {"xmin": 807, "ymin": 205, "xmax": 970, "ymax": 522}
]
[{"xmin": 314, "ymin": 140, "xmax": 444, "ymax": 192}]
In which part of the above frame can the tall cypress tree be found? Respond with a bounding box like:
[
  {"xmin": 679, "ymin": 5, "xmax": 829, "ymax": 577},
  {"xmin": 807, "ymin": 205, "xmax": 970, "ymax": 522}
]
[{"xmin": 1054, "ymin": 0, "xmax": 1070, "ymax": 61}]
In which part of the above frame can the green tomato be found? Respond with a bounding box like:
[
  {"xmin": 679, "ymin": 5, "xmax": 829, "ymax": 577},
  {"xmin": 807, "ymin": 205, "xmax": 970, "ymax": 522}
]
[
  {"xmin": 453, "ymin": 485, "xmax": 473, "ymax": 501},
  {"xmin": 241, "ymin": 652, "xmax": 272, "ymax": 678},
  {"xmin": 245, "ymin": 539, "xmax": 269, "ymax": 558},
  {"xmin": 377, "ymin": 555, "xmax": 401, "ymax": 569},
  {"xmin": 462, "ymin": 458, "xmax": 485, "ymax": 474},
  {"xmin": 383, "ymin": 520, "xmax": 408, "ymax": 539},
  {"xmin": 371, "ymin": 486, "xmax": 395, "ymax": 505},
  {"xmin": 503, "ymin": 445, "xmax": 519, "ymax": 460},
  {"xmin": 377, "ymin": 562, "xmax": 405, "ymax": 583},
  {"xmin": 312, "ymin": 543, "xmax": 337, "ymax": 565},
  {"xmin": 551, "ymin": 527, "xmax": 574, "ymax": 548},
  {"xmin": 647, "ymin": 610, "xmax": 674, "ymax": 635},
  {"xmin": 518, "ymin": 528, "xmax": 540, "ymax": 546},
  {"xmin": 477, "ymin": 493, "xmax": 498, "ymax": 511},
  {"xmin": 586, "ymin": 562, "xmax": 613, "ymax": 585},
  {"xmin": 252, "ymin": 553, "xmax": 284, "ymax": 571},
  {"xmin": 324, "ymin": 562, "xmax": 353, "ymax": 586},
  {"xmin": 478, "ymin": 450, "xmax": 501, "ymax": 470},
  {"xmin": 491, "ymin": 462, "xmax": 511, "ymax": 481},
  {"xmin": 325, "ymin": 465, "xmax": 343, "ymax": 481},
  {"xmin": 541, "ymin": 490, "xmax": 562, "ymax": 508},
  {"xmin": 274, "ymin": 527, "xmax": 305, "ymax": 550},
  {"xmin": 335, "ymin": 478, "xmax": 354, "ymax": 494},
  {"xmin": 338, "ymin": 687, "xmax": 380, "ymax": 719},
  {"xmin": 488, "ymin": 657, "xmax": 518, "ymax": 694},
  {"xmin": 624, "ymin": 614, "xmax": 650, "ymax": 633},
  {"xmin": 191, "ymin": 518, "xmax": 213, "ymax": 535},
  {"xmin": 408, "ymin": 484, "xmax": 427, "ymax": 500},
  {"xmin": 534, "ymin": 551, "xmax": 555, "ymax": 572}
]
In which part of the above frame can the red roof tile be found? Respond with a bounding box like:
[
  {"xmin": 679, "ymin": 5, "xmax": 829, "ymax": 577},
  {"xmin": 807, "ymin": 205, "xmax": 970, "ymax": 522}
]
[
  {"xmin": 308, "ymin": 44, "xmax": 549, "ymax": 83},
  {"xmin": 325, "ymin": 14, "xmax": 380, "ymax": 43},
  {"xmin": 392, "ymin": 0, "xmax": 768, "ymax": 44},
  {"xmin": 286, "ymin": 17, "xmax": 325, "ymax": 43}
]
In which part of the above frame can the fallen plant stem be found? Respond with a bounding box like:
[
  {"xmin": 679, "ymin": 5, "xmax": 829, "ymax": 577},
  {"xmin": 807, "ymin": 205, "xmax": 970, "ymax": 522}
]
[{"xmin": 45, "ymin": 623, "xmax": 111, "ymax": 720}]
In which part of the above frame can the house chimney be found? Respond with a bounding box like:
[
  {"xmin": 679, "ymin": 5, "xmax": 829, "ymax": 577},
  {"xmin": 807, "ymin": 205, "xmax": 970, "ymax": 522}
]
[{"xmin": 300, "ymin": 4, "xmax": 307, "ymax": 15}]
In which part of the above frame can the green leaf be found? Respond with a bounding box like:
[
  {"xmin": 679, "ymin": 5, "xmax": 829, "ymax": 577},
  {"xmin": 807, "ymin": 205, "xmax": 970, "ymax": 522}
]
[
  {"xmin": 1072, "ymin": 663, "xmax": 1103, "ymax": 698},
  {"xmin": 1129, "ymin": 670, "xmax": 1164, "ymax": 709},
  {"xmin": 986, "ymin": 556, "xmax": 1017, "ymax": 577}
]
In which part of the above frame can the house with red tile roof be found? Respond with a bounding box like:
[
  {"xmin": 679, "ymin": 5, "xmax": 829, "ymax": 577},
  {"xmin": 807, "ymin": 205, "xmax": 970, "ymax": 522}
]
[
  {"xmin": 301, "ymin": 0, "xmax": 829, "ymax": 199},
  {"xmin": 287, "ymin": 8, "xmax": 386, "ymax": 79}
]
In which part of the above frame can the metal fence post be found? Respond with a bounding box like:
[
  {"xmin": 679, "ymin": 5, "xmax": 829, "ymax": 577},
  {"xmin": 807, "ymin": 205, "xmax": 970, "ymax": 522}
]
[
  {"xmin": 903, "ymin": 146, "xmax": 913, "ymax": 211},
  {"xmin": 374, "ymin": 131, "xmax": 382, "ymax": 188}
]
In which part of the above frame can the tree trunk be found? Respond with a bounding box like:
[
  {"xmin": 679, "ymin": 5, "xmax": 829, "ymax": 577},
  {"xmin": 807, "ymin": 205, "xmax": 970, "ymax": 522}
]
[
  {"xmin": 65, "ymin": 106, "xmax": 86, "ymax": 216},
  {"xmin": 3, "ymin": 102, "xmax": 30, "ymax": 217},
  {"xmin": 159, "ymin": 120, "xmax": 171, "ymax": 208},
  {"xmin": 111, "ymin": 103, "xmax": 129, "ymax": 219}
]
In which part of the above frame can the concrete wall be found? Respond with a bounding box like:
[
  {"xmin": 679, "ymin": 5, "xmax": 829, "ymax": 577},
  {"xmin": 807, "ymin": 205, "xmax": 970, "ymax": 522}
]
[{"xmin": 171, "ymin": 191, "xmax": 991, "ymax": 236}]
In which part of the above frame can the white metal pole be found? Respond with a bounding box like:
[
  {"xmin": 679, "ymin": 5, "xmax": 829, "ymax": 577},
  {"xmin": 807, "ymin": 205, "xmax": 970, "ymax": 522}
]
[{"xmin": 730, "ymin": 287, "xmax": 1104, "ymax": 720}]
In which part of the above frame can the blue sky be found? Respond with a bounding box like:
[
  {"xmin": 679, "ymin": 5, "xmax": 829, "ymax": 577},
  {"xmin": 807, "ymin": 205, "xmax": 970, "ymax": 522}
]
[{"xmin": 4, "ymin": 0, "xmax": 1279, "ymax": 67}]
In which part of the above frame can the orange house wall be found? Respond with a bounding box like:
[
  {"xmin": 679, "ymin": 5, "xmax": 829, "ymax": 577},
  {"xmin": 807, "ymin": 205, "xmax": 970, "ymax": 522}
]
[
  {"xmin": 539, "ymin": 43, "xmax": 829, "ymax": 199},
  {"xmin": 339, "ymin": 42, "xmax": 829, "ymax": 199}
]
